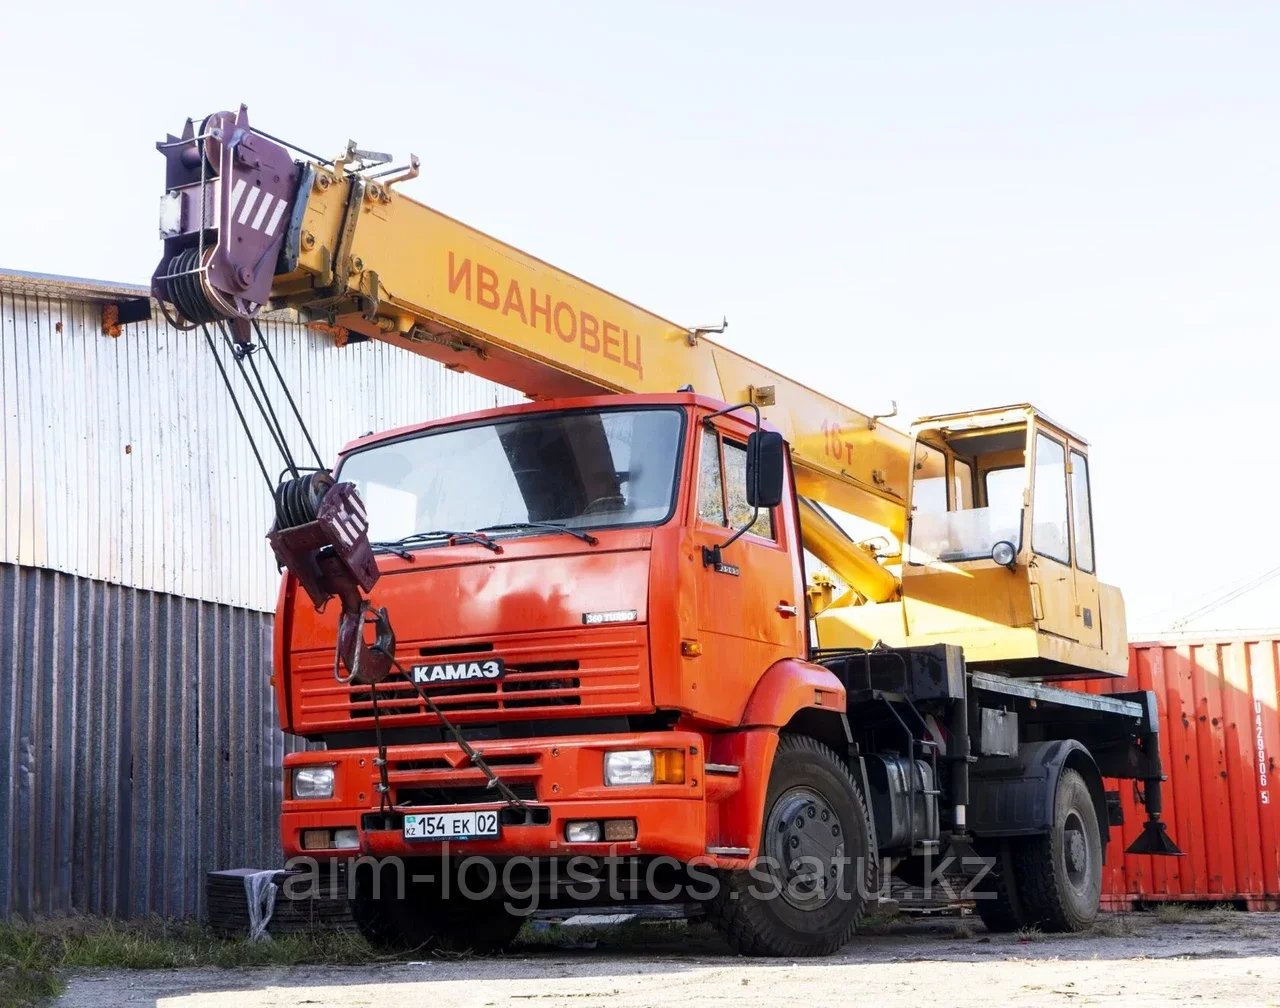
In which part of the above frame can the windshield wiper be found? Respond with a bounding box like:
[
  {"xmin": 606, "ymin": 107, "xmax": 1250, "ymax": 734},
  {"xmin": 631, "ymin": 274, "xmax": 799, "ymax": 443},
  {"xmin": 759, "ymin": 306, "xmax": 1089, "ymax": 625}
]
[
  {"xmin": 476, "ymin": 521, "xmax": 599, "ymax": 546},
  {"xmin": 370, "ymin": 529, "xmax": 502, "ymax": 556}
]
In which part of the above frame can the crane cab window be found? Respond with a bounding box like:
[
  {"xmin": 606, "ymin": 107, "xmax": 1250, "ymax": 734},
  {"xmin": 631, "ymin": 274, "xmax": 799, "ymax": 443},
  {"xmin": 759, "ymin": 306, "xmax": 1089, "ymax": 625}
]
[
  {"xmin": 1070, "ymin": 449, "xmax": 1095, "ymax": 573},
  {"xmin": 908, "ymin": 425, "xmax": 1025, "ymax": 564},
  {"xmin": 1032, "ymin": 434, "xmax": 1070, "ymax": 564},
  {"xmin": 984, "ymin": 467, "xmax": 1024, "ymax": 518},
  {"xmin": 697, "ymin": 426, "xmax": 774, "ymax": 540}
]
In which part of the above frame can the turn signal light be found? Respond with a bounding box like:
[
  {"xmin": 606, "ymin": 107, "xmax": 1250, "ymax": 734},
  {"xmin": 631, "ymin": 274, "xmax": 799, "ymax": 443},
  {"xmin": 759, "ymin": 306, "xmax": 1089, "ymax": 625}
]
[
  {"xmin": 603, "ymin": 818, "xmax": 637, "ymax": 841},
  {"xmin": 652, "ymin": 748, "xmax": 686, "ymax": 785}
]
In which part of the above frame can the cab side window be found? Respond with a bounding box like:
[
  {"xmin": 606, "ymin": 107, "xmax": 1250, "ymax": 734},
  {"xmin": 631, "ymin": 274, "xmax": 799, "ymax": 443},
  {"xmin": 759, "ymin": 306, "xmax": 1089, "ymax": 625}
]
[
  {"xmin": 723, "ymin": 439, "xmax": 774, "ymax": 540},
  {"xmin": 697, "ymin": 427, "xmax": 726, "ymax": 525},
  {"xmin": 696, "ymin": 427, "xmax": 775, "ymax": 540}
]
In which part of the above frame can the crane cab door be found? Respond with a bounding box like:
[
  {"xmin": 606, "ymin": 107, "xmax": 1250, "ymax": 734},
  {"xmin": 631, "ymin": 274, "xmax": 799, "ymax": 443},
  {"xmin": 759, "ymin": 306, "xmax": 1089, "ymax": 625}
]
[
  {"xmin": 1066, "ymin": 441, "xmax": 1101, "ymax": 648},
  {"xmin": 1026, "ymin": 428, "xmax": 1078, "ymax": 641},
  {"xmin": 1026, "ymin": 422, "xmax": 1101, "ymax": 647}
]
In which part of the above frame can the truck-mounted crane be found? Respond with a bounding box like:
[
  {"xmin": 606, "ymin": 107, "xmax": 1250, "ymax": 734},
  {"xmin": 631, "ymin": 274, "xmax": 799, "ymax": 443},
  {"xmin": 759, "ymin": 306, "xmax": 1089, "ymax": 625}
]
[{"xmin": 136, "ymin": 106, "xmax": 1179, "ymax": 956}]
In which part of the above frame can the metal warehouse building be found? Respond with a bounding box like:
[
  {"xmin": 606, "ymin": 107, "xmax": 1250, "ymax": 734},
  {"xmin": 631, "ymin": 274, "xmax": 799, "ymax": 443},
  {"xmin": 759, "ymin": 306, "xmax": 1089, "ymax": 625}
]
[{"xmin": 0, "ymin": 268, "xmax": 521, "ymax": 919}]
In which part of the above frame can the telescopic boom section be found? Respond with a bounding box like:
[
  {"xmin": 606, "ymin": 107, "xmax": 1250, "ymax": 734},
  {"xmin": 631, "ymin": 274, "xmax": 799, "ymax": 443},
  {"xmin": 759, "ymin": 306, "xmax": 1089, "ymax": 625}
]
[{"xmin": 152, "ymin": 108, "xmax": 909, "ymax": 595}]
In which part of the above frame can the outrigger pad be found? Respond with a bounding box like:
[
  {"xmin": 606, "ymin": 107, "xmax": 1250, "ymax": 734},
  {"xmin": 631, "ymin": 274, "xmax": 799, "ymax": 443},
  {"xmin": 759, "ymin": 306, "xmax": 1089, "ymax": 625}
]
[{"xmin": 1125, "ymin": 819, "xmax": 1185, "ymax": 856}]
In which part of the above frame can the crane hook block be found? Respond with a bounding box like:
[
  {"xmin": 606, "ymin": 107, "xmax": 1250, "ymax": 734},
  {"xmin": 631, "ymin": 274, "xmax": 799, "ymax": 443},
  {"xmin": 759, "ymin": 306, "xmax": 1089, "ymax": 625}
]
[
  {"xmin": 267, "ymin": 476, "xmax": 380, "ymax": 610},
  {"xmin": 152, "ymin": 105, "xmax": 302, "ymax": 326}
]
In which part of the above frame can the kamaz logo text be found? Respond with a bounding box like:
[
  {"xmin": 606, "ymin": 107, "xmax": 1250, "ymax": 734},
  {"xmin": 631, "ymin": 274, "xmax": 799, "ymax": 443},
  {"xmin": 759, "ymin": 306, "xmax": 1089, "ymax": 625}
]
[{"xmin": 412, "ymin": 660, "xmax": 504, "ymax": 684}]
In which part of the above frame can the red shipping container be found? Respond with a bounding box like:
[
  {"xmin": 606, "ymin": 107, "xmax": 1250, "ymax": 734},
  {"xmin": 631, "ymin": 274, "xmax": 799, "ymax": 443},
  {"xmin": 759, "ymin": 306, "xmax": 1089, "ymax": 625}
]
[{"xmin": 1071, "ymin": 636, "xmax": 1280, "ymax": 909}]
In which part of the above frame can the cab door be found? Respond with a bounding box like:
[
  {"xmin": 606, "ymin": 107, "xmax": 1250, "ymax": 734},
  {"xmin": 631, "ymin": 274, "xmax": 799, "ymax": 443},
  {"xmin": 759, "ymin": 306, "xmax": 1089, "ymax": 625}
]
[
  {"xmin": 1066, "ymin": 443, "xmax": 1102, "ymax": 648},
  {"xmin": 690, "ymin": 422, "xmax": 805, "ymax": 724},
  {"xmin": 1027, "ymin": 428, "xmax": 1079, "ymax": 641}
]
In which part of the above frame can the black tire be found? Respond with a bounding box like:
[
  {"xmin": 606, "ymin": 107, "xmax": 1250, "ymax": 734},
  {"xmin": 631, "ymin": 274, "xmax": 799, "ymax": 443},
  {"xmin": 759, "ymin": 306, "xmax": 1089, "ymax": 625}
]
[
  {"xmin": 395, "ymin": 895, "xmax": 525, "ymax": 954},
  {"xmin": 972, "ymin": 838, "xmax": 1027, "ymax": 933},
  {"xmin": 706, "ymin": 734, "xmax": 874, "ymax": 957},
  {"xmin": 1009, "ymin": 768, "xmax": 1103, "ymax": 932},
  {"xmin": 352, "ymin": 866, "xmax": 525, "ymax": 954},
  {"xmin": 350, "ymin": 862, "xmax": 406, "ymax": 950}
]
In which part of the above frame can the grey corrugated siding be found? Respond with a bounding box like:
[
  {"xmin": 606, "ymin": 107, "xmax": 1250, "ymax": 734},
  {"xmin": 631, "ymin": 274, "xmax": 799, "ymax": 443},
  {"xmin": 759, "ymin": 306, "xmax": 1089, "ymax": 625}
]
[
  {"xmin": 0, "ymin": 270, "xmax": 524, "ymax": 919},
  {"xmin": 0, "ymin": 563, "xmax": 300, "ymax": 920},
  {"xmin": 0, "ymin": 269, "xmax": 523, "ymax": 612}
]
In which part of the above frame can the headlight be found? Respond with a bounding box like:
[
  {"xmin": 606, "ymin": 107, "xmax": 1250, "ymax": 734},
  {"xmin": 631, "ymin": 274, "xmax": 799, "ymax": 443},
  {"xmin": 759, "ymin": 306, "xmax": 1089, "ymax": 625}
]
[
  {"xmin": 991, "ymin": 540, "xmax": 1017, "ymax": 568},
  {"xmin": 604, "ymin": 750, "xmax": 654, "ymax": 786},
  {"xmin": 603, "ymin": 749, "xmax": 686, "ymax": 786},
  {"xmin": 292, "ymin": 765, "xmax": 335, "ymax": 799}
]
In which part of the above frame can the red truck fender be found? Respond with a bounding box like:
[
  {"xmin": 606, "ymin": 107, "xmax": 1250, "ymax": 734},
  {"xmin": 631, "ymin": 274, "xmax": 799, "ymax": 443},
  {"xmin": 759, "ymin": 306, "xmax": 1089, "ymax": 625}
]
[
  {"xmin": 703, "ymin": 660, "xmax": 848, "ymax": 865},
  {"xmin": 740, "ymin": 657, "xmax": 847, "ymax": 727}
]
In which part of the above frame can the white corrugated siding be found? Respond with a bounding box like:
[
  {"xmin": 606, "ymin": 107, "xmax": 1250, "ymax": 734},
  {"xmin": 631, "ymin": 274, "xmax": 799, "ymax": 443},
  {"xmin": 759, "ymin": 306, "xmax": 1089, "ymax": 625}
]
[{"xmin": 0, "ymin": 270, "xmax": 523, "ymax": 612}]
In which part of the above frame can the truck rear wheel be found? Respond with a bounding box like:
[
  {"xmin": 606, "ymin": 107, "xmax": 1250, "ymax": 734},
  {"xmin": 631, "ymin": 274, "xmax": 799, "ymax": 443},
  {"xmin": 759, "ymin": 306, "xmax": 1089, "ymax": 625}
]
[
  {"xmin": 1011, "ymin": 767, "xmax": 1102, "ymax": 931},
  {"xmin": 706, "ymin": 734, "xmax": 873, "ymax": 957},
  {"xmin": 975, "ymin": 768, "xmax": 1103, "ymax": 934},
  {"xmin": 972, "ymin": 838, "xmax": 1027, "ymax": 933}
]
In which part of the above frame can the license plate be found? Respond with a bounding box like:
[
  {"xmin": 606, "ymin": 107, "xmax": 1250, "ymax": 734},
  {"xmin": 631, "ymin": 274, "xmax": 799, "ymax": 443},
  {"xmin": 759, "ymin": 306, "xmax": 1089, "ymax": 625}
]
[
  {"xmin": 403, "ymin": 809, "xmax": 502, "ymax": 841},
  {"xmin": 410, "ymin": 657, "xmax": 505, "ymax": 685}
]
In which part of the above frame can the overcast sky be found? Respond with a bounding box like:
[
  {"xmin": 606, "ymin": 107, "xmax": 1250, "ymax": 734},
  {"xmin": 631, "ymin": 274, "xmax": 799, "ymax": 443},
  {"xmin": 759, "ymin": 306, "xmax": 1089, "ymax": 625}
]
[{"xmin": 4, "ymin": 2, "xmax": 1278, "ymax": 633}]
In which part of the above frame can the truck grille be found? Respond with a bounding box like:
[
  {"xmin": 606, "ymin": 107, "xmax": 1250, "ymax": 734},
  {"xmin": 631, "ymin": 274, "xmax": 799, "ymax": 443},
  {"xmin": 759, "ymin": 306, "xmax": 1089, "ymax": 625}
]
[
  {"xmin": 291, "ymin": 625, "xmax": 650, "ymax": 734},
  {"xmin": 395, "ymin": 782, "xmax": 538, "ymax": 806}
]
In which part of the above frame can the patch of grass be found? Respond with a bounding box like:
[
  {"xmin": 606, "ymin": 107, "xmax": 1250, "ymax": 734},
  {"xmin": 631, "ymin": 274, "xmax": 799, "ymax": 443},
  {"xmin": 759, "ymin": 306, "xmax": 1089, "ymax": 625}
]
[
  {"xmin": 0, "ymin": 916, "xmax": 387, "ymax": 1005},
  {"xmin": 856, "ymin": 908, "xmax": 907, "ymax": 936},
  {"xmin": 1149, "ymin": 902, "xmax": 1195, "ymax": 923},
  {"xmin": 0, "ymin": 966, "xmax": 63, "ymax": 1008},
  {"xmin": 1149, "ymin": 902, "xmax": 1239, "ymax": 925},
  {"xmin": 1013, "ymin": 925, "xmax": 1042, "ymax": 942},
  {"xmin": 1200, "ymin": 904, "xmax": 1239, "ymax": 925},
  {"xmin": 950, "ymin": 918, "xmax": 975, "ymax": 940},
  {"xmin": 1091, "ymin": 914, "xmax": 1137, "ymax": 937}
]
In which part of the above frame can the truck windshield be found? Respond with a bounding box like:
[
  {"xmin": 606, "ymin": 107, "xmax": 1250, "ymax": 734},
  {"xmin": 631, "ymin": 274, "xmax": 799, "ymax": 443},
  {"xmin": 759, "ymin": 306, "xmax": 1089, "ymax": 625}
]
[{"xmin": 337, "ymin": 407, "xmax": 684, "ymax": 542}]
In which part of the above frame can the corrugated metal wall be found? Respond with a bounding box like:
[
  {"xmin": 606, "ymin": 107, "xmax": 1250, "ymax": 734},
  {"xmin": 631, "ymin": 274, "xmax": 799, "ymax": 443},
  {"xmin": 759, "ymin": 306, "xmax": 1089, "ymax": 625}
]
[
  {"xmin": 0, "ymin": 270, "xmax": 524, "ymax": 919},
  {"xmin": 0, "ymin": 563, "xmax": 303, "ymax": 919},
  {"xmin": 0, "ymin": 269, "xmax": 523, "ymax": 613},
  {"xmin": 1075, "ymin": 636, "xmax": 1280, "ymax": 909}
]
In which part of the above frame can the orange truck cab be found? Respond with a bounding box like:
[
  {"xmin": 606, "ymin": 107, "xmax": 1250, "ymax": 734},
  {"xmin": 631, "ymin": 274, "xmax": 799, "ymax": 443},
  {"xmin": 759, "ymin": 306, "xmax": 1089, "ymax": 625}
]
[{"xmin": 278, "ymin": 394, "xmax": 816, "ymax": 869}]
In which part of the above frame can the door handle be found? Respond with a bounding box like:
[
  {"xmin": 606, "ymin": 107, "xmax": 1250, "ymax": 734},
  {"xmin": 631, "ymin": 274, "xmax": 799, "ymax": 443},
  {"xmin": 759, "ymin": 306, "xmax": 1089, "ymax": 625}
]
[{"xmin": 776, "ymin": 604, "xmax": 799, "ymax": 618}]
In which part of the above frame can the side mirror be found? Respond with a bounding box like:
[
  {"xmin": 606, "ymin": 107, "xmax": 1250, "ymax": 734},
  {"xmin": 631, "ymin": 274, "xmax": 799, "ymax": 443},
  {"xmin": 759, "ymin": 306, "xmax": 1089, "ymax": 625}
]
[{"xmin": 746, "ymin": 430, "xmax": 785, "ymax": 508}]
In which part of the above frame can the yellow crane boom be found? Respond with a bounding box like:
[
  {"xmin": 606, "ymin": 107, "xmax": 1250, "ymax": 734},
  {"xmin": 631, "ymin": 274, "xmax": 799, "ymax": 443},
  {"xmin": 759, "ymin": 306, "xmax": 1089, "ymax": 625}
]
[
  {"xmin": 261, "ymin": 158, "xmax": 909, "ymax": 598},
  {"xmin": 150, "ymin": 109, "xmax": 1126, "ymax": 668}
]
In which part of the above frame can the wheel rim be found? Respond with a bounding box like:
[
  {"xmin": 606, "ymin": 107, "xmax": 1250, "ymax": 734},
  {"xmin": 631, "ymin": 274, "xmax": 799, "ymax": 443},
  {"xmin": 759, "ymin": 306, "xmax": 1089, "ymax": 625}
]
[
  {"xmin": 763, "ymin": 785, "xmax": 847, "ymax": 910},
  {"xmin": 1063, "ymin": 810, "xmax": 1091, "ymax": 892}
]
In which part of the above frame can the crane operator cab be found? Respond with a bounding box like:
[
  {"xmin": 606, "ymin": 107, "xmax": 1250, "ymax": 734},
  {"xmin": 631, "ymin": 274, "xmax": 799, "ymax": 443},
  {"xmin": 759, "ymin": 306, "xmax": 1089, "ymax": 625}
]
[{"xmin": 815, "ymin": 405, "xmax": 1127, "ymax": 678}]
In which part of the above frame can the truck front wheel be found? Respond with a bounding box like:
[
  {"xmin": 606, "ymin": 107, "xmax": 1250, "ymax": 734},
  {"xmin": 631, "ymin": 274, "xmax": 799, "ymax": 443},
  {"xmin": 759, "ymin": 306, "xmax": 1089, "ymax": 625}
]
[{"xmin": 707, "ymin": 734, "xmax": 873, "ymax": 957}]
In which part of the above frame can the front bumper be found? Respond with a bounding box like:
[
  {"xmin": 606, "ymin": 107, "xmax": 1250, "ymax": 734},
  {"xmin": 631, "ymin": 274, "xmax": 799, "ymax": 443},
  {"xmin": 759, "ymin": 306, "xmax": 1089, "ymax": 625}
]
[{"xmin": 282, "ymin": 730, "xmax": 709, "ymax": 862}]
